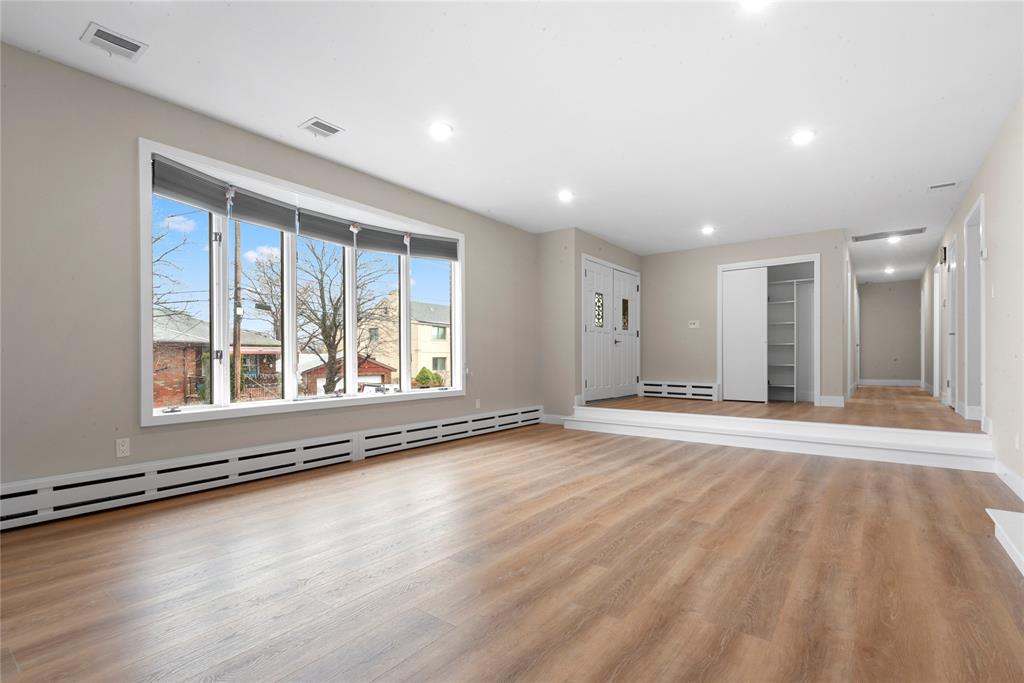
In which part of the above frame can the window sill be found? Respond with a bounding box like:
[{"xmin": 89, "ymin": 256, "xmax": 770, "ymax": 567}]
[{"xmin": 143, "ymin": 387, "xmax": 465, "ymax": 427}]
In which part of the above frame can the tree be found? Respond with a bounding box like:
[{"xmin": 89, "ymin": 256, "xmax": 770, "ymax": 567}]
[
  {"xmin": 151, "ymin": 222, "xmax": 197, "ymax": 319},
  {"xmin": 242, "ymin": 240, "xmax": 399, "ymax": 394}
]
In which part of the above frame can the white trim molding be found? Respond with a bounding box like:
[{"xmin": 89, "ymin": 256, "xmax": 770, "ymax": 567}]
[
  {"xmin": 817, "ymin": 395, "xmax": 846, "ymax": 408},
  {"xmin": 858, "ymin": 379, "xmax": 922, "ymax": 387},
  {"xmin": 541, "ymin": 414, "xmax": 569, "ymax": 426},
  {"xmin": 987, "ymin": 509, "xmax": 1024, "ymax": 578},
  {"xmin": 995, "ymin": 458, "xmax": 1024, "ymax": 505},
  {"xmin": 565, "ymin": 405, "xmax": 993, "ymax": 472},
  {"xmin": 964, "ymin": 405, "xmax": 983, "ymax": 421},
  {"xmin": 0, "ymin": 405, "xmax": 542, "ymax": 529}
]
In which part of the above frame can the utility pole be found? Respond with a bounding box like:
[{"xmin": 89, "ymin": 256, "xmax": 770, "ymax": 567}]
[{"xmin": 232, "ymin": 220, "xmax": 242, "ymax": 400}]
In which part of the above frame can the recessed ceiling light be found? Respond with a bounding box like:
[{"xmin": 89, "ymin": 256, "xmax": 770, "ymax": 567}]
[
  {"xmin": 740, "ymin": 0, "xmax": 773, "ymax": 12},
  {"xmin": 701, "ymin": 224, "xmax": 715, "ymax": 235},
  {"xmin": 884, "ymin": 266, "xmax": 895, "ymax": 275},
  {"xmin": 791, "ymin": 129, "xmax": 816, "ymax": 146},
  {"xmin": 428, "ymin": 121, "xmax": 454, "ymax": 141},
  {"xmin": 557, "ymin": 189, "xmax": 575, "ymax": 203},
  {"xmin": 887, "ymin": 236, "xmax": 901, "ymax": 244}
]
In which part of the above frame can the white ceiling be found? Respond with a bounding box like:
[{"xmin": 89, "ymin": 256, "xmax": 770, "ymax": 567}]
[{"xmin": 2, "ymin": 2, "xmax": 1021, "ymax": 280}]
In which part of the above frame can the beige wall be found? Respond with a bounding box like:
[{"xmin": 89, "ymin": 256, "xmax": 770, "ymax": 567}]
[
  {"xmin": 858, "ymin": 281, "xmax": 921, "ymax": 381},
  {"xmin": 924, "ymin": 98, "xmax": 1023, "ymax": 479},
  {"xmin": 641, "ymin": 229, "xmax": 848, "ymax": 399},
  {"xmin": 1, "ymin": 45, "xmax": 541, "ymax": 481}
]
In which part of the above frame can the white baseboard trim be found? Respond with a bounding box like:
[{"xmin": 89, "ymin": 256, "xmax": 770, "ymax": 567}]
[
  {"xmin": 541, "ymin": 414, "xmax": 569, "ymax": 426},
  {"xmin": 983, "ymin": 416, "xmax": 993, "ymax": 434},
  {"xmin": 0, "ymin": 405, "xmax": 544, "ymax": 530},
  {"xmin": 923, "ymin": 382, "xmax": 933, "ymax": 395},
  {"xmin": 964, "ymin": 405, "xmax": 983, "ymax": 421},
  {"xmin": 565, "ymin": 406, "xmax": 994, "ymax": 472},
  {"xmin": 956, "ymin": 400, "xmax": 967, "ymax": 417},
  {"xmin": 816, "ymin": 395, "xmax": 845, "ymax": 408},
  {"xmin": 987, "ymin": 509, "xmax": 1024, "ymax": 578},
  {"xmin": 858, "ymin": 379, "xmax": 921, "ymax": 387},
  {"xmin": 995, "ymin": 459, "xmax": 1024, "ymax": 505}
]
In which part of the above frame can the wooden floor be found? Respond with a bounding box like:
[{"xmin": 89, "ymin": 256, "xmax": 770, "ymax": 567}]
[
  {"xmin": 595, "ymin": 386, "xmax": 982, "ymax": 433},
  {"xmin": 3, "ymin": 425, "xmax": 1023, "ymax": 682}
]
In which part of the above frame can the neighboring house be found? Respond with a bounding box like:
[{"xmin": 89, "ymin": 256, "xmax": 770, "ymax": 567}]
[
  {"xmin": 369, "ymin": 293, "xmax": 452, "ymax": 386},
  {"xmin": 296, "ymin": 353, "xmax": 395, "ymax": 394},
  {"xmin": 152, "ymin": 314, "xmax": 280, "ymax": 407}
]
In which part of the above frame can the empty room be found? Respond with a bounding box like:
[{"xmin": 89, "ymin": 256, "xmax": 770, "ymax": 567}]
[{"xmin": 2, "ymin": 2, "xmax": 1023, "ymax": 681}]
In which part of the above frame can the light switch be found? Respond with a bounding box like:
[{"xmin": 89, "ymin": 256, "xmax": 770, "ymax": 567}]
[{"xmin": 688, "ymin": 320, "xmax": 700, "ymax": 329}]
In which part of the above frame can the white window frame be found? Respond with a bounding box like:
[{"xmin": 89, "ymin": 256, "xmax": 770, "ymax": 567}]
[{"xmin": 139, "ymin": 138, "xmax": 465, "ymax": 426}]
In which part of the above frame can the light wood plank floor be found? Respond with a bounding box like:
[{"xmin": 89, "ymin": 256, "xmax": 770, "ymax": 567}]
[
  {"xmin": 594, "ymin": 386, "xmax": 982, "ymax": 433},
  {"xmin": 2, "ymin": 425, "xmax": 1022, "ymax": 682}
]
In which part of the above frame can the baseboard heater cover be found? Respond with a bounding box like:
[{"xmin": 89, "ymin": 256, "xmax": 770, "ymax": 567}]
[
  {"xmin": 640, "ymin": 380, "xmax": 719, "ymax": 400},
  {"xmin": 0, "ymin": 405, "xmax": 543, "ymax": 530}
]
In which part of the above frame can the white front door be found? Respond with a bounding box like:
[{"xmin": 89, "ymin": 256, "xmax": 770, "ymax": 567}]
[
  {"xmin": 722, "ymin": 267, "xmax": 768, "ymax": 402},
  {"xmin": 612, "ymin": 269, "xmax": 639, "ymax": 395},
  {"xmin": 583, "ymin": 259, "xmax": 638, "ymax": 401}
]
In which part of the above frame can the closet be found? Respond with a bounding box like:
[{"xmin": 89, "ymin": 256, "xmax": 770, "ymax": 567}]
[{"xmin": 721, "ymin": 260, "xmax": 815, "ymax": 403}]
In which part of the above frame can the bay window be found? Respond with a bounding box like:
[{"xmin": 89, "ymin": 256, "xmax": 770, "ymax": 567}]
[{"xmin": 142, "ymin": 143, "xmax": 462, "ymax": 425}]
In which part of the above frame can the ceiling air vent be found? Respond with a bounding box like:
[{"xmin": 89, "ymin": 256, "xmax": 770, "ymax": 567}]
[
  {"xmin": 299, "ymin": 117, "xmax": 345, "ymax": 138},
  {"xmin": 851, "ymin": 227, "xmax": 927, "ymax": 243},
  {"xmin": 80, "ymin": 22, "xmax": 148, "ymax": 62},
  {"xmin": 928, "ymin": 181, "xmax": 958, "ymax": 191}
]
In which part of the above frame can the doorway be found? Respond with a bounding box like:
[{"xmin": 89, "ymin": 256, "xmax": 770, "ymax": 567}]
[
  {"xmin": 932, "ymin": 263, "xmax": 941, "ymax": 398},
  {"xmin": 945, "ymin": 237, "xmax": 958, "ymax": 409},
  {"xmin": 963, "ymin": 197, "xmax": 985, "ymax": 423},
  {"xmin": 582, "ymin": 256, "xmax": 639, "ymax": 401}
]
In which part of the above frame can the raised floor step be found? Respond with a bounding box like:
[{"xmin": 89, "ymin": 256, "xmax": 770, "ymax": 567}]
[{"xmin": 565, "ymin": 405, "xmax": 994, "ymax": 472}]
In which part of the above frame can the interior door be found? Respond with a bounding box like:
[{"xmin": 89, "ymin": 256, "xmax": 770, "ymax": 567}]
[
  {"xmin": 583, "ymin": 260, "xmax": 615, "ymax": 400},
  {"xmin": 612, "ymin": 270, "xmax": 639, "ymax": 396},
  {"xmin": 722, "ymin": 267, "xmax": 768, "ymax": 402},
  {"xmin": 946, "ymin": 238, "xmax": 958, "ymax": 408}
]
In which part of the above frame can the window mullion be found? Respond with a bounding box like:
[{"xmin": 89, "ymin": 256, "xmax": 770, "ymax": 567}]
[
  {"xmin": 344, "ymin": 245, "xmax": 358, "ymax": 395},
  {"xmin": 452, "ymin": 258, "xmax": 464, "ymax": 391},
  {"xmin": 283, "ymin": 232, "xmax": 298, "ymax": 401},
  {"xmin": 212, "ymin": 214, "xmax": 230, "ymax": 407},
  {"xmin": 399, "ymin": 253, "xmax": 412, "ymax": 393}
]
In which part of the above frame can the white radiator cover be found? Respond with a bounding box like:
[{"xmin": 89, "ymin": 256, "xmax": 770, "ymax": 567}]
[
  {"xmin": 0, "ymin": 405, "xmax": 543, "ymax": 530},
  {"xmin": 639, "ymin": 381, "xmax": 718, "ymax": 400}
]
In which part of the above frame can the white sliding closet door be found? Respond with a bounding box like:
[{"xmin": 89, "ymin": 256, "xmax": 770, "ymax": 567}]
[{"xmin": 722, "ymin": 267, "xmax": 767, "ymax": 402}]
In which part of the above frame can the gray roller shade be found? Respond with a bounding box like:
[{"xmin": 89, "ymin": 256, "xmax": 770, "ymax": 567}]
[
  {"xmin": 231, "ymin": 188, "xmax": 297, "ymax": 233},
  {"xmin": 410, "ymin": 234, "xmax": 459, "ymax": 261},
  {"xmin": 152, "ymin": 154, "xmax": 229, "ymax": 214},
  {"xmin": 357, "ymin": 225, "xmax": 408, "ymax": 255},
  {"xmin": 298, "ymin": 209, "xmax": 355, "ymax": 246}
]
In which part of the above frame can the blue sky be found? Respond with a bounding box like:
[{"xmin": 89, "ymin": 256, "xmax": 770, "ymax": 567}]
[{"xmin": 152, "ymin": 195, "xmax": 452, "ymax": 333}]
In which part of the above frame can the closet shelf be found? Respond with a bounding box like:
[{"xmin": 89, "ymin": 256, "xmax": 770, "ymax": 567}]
[
  {"xmin": 768, "ymin": 300, "xmax": 795, "ymax": 304},
  {"xmin": 768, "ymin": 342, "xmax": 795, "ymax": 346},
  {"xmin": 769, "ymin": 363, "xmax": 795, "ymax": 367},
  {"xmin": 768, "ymin": 278, "xmax": 814, "ymax": 285},
  {"xmin": 768, "ymin": 322, "xmax": 795, "ymax": 326},
  {"xmin": 769, "ymin": 384, "xmax": 796, "ymax": 388}
]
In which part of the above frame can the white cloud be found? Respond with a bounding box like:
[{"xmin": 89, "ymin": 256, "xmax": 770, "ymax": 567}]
[
  {"xmin": 245, "ymin": 245, "xmax": 281, "ymax": 263},
  {"xmin": 163, "ymin": 215, "xmax": 197, "ymax": 234}
]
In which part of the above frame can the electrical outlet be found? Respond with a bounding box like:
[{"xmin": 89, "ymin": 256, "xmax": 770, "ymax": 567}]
[
  {"xmin": 116, "ymin": 438, "xmax": 130, "ymax": 459},
  {"xmin": 688, "ymin": 320, "xmax": 700, "ymax": 329}
]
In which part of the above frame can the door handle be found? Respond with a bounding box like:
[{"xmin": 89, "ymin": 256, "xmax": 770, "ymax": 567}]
[{"xmin": 614, "ymin": 340, "xmax": 621, "ymax": 344}]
